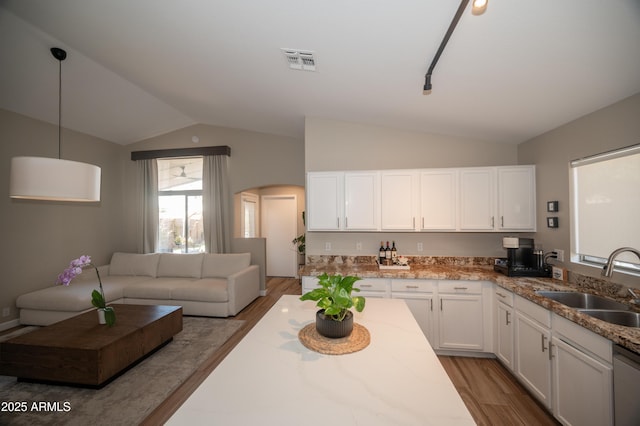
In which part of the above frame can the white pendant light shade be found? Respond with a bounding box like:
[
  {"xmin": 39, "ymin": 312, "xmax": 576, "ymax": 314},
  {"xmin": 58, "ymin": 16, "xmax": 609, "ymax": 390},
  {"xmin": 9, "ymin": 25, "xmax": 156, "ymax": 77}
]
[{"xmin": 10, "ymin": 156, "xmax": 101, "ymax": 202}]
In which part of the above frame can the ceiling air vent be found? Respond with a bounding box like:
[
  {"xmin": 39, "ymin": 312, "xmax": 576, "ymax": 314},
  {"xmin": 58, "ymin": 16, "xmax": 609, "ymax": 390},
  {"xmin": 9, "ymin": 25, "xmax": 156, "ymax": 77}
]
[{"xmin": 281, "ymin": 49, "xmax": 316, "ymax": 71}]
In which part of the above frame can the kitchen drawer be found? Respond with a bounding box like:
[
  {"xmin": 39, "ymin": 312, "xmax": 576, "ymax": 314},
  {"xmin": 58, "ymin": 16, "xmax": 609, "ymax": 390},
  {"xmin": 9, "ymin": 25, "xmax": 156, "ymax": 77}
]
[
  {"xmin": 515, "ymin": 295, "xmax": 551, "ymax": 328},
  {"xmin": 391, "ymin": 279, "xmax": 435, "ymax": 293},
  {"xmin": 439, "ymin": 280, "xmax": 482, "ymax": 294},
  {"xmin": 494, "ymin": 287, "xmax": 514, "ymax": 307},
  {"xmin": 355, "ymin": 278, "xmax": 389, "ymax": 293}
]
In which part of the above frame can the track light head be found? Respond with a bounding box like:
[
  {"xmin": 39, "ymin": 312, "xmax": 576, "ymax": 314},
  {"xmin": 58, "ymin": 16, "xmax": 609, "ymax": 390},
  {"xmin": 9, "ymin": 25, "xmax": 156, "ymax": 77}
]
[{"xmin": 472, "ymin": 0, "xmax": 488, "ymax": 16}]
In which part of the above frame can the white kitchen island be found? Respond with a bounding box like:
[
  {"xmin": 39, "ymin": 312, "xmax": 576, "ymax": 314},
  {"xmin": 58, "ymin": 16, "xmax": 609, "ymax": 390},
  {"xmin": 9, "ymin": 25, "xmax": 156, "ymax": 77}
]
[{"xmin": 168, "ymin": 295, "xmax": 475, "ymax": 425}]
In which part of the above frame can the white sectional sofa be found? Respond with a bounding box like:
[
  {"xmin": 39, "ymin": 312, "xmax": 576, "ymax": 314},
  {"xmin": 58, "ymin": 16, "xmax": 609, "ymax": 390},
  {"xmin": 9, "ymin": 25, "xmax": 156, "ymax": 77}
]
[{"xmin": 16, "ymin": 252, "xmax": 260, "ymax": 326}]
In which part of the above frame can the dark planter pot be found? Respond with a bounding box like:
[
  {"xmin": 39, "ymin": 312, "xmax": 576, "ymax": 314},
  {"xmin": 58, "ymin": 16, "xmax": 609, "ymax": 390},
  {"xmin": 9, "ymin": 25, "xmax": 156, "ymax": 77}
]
[{"xmin": 316, "ymin": 309, "xmax": 353, "ymax": 338}]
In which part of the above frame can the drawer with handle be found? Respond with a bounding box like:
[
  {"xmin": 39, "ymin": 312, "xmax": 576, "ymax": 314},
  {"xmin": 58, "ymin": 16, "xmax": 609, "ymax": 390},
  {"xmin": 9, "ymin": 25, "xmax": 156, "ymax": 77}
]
[{"xmin": 438, "ymin": 280, "xmax": 482, "ymax": 294}]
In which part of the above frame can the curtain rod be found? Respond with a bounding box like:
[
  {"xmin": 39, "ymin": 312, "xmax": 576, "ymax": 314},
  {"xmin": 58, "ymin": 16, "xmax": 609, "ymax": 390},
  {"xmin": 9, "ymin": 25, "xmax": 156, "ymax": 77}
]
[{"xmin": 131, "ymin": 145, "xmax": 231, "ymax": 161}]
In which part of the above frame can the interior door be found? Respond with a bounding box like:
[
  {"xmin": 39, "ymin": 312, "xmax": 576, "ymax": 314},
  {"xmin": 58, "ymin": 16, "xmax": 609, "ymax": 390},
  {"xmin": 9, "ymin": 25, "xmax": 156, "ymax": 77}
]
[{"xmin": 262, "ymin": 195, "xmax": 297, "ymax": 277}]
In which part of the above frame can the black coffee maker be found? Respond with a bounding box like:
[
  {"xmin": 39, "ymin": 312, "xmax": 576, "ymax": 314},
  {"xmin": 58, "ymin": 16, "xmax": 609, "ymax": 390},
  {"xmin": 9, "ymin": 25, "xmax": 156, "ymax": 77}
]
[{"xmin": 494, "ymin": 237, "xmax": 551, "ymax": 277}]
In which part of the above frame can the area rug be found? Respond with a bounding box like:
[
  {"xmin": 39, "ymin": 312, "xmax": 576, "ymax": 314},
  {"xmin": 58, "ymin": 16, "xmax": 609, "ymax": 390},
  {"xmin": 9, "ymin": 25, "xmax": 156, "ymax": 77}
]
[{"xmin": 0, "ymin": 317, "xmax": 244, "ymax": 426}]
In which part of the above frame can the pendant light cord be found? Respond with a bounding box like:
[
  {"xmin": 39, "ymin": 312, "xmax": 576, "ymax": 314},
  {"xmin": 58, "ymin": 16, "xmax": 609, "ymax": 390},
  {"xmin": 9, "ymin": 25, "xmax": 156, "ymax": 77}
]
[
  {"xmin": 50, "ymin": 47, "xmax": 67, "ymax": 159},
  {"xmin": 58, "ymin": 57, "xmax": 62, "ymax": 159}
]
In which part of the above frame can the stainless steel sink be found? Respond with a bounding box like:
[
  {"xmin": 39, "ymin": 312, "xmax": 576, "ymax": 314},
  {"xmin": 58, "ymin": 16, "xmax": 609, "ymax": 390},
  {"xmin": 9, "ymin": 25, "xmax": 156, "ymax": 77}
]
[
  {"xmin": 579, "ymin": 310, "xmax": 640, "ymax": 327},
  {"xmin": 536, "ymin": 291, "xmax": 630, "ymax": 311}
]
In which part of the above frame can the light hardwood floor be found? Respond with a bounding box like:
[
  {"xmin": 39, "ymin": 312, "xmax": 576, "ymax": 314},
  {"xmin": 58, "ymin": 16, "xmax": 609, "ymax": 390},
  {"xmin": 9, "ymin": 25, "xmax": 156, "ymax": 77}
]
[{"xmin": 146, "ymin": 278, "xmax": 560, "ymax": 424}]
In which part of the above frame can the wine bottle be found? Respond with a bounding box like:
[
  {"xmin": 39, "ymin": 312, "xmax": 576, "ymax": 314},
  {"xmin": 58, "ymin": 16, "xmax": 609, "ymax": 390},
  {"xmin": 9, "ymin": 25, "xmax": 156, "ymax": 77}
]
[
  {"xmin": 379, "ymin": 241, "xmax": 386, "ymax": 264},
  {"xmin": 385, "ymin": 241, "xmax": 391, "ymax": 259},
  {"xmin": 391, "ymin": 241, "xmax": 397, "ymax": 260}
]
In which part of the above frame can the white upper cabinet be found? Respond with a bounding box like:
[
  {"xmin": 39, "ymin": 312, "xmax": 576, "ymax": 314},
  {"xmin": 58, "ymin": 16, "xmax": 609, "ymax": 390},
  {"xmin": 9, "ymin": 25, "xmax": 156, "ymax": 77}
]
[
  {"xmin": 381, "ymin": 170, "xmax": 418, "ymax": 231},
  {"xmin": 307, "ymin": 165, "xmax": 536, "ymax": 232},
  {"xmin": 344, "ymin": 172, "xmax": 380, "ymax": 230},
  {"xmin": 420, "ymin": 169, "xmax": 457, "ymax": 231},
  {"xmin": 306, "ymin": 172, "xmax": 343, "ymax": 231},
  {"xmin": 498, "ymin": 166, "xmax": 536, "ymax": 231},
  {"xmin": 459, "ymin": 168, "xmax": 496, "ymax": 231}
]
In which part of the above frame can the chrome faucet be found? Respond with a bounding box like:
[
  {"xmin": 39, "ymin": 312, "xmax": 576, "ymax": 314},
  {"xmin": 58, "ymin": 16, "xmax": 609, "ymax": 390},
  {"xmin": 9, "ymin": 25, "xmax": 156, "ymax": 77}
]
[
  {"xmin": 628, "ymin": 288, "xmax": 640, "ymax": 305},
  {"xmin": 601, "ymin": 247, "xmax": 640, "ymax": 277}
]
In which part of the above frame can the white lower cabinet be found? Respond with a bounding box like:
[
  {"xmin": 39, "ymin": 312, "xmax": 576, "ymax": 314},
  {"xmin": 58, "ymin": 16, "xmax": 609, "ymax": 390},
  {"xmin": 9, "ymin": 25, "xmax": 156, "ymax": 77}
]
[
  {"xmin": 494, "ymin": 288, "xmax": 514, "ymax": 371},
  {"xmin": 391, "ymin": 280, "xmax": 435, "ymax": 344},
  {"xmin": 438, "ymin": 291, "xmax": 484, "ymax": 351},
  {"xmin": 514, "ymin": 296, "xmax": 553, "ymax": 409},
  {"xmin": 512, "ymin": 294, "xmax": 614, "ymax": 425},
  {"xmin": 552, "ymin": 315, "xmax": 613, "ymax": 426}
]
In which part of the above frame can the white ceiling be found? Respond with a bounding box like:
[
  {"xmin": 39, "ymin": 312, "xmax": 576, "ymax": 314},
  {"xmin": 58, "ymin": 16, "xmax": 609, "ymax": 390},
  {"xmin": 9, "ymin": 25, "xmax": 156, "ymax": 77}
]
[{"xmin": 1, "ymin": 0, "xmax": 639, "ymax": 145}]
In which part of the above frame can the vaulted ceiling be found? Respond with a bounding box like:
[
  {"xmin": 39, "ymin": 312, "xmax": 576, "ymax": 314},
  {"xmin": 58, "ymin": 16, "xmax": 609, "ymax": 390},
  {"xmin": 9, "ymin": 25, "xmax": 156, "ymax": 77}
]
[{"xmin": 1, "ymin": 0, "xmax": 639, "ymax": 145}]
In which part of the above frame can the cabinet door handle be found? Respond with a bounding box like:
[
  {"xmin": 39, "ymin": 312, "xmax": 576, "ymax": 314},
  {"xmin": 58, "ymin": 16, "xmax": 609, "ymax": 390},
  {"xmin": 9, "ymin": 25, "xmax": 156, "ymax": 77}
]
[
  {"xmin": 345, "ymin": 217, "xmax": 348, "ymax": 228},
  {"xmin": 440, "ymin": 299, "xmax": 443, "ymax": 311},
  {"xmin": 549, "ymin": 343, "xmax": 555, "ymax": 360},
  {"xmin": 337, "ymin": 217, "xmax": 340, "ymax": 228},
  {"xmin": 453, "ymin": 286, "xmax": 468, "ymax": 291},
  {"xmin": 496, "ymin": 292, "xmax": 506, "ymax": 298},
  {"xmin": 430, "ymin": 299, "xmax": 433, "ymax": 311},
  {"xmin": 422, "ymin": 217, "xmax": 425, "ymax": 228},
  {"xmin": 360, "ymin": 284, "xmax": 372, "ymax": 288},
  {"xmin": 541, "ymin": 335, "xmax": 548, "ymax": 353},
  {"xmin": 405, "ymin": 285, "xmax": 419, "ymax": 289},
  {"xmin": 491, "ymin": 216, "xmax": 495, "ymax": 227},
  {"xmin": 506, "ymin": 311, "xmax": 511, "ymax": 325},
  {"xmin": 413, "ymin": 217, "xmax": 416, "ymax": 228},
  {"xmin": 501, "ymin": 216, "xmax": 504, "ymax": 227}
]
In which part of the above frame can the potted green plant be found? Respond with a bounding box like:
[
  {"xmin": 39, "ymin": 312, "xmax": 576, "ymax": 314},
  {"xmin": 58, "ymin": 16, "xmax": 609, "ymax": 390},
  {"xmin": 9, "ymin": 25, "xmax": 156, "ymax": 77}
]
[
  {"xmin": 300, "ymin": 273, "xmax": 365, "ymax": 338},
  {"xmin": 291, "ymin": 211, "xmax": 306, "ymax": 265}
]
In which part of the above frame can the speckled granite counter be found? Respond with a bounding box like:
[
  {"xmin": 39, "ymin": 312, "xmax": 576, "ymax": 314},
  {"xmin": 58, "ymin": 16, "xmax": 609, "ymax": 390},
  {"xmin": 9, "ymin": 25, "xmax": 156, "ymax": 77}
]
[{"xmin": 300, "ymin": 258, "xmax": 640, "ymax": 354}]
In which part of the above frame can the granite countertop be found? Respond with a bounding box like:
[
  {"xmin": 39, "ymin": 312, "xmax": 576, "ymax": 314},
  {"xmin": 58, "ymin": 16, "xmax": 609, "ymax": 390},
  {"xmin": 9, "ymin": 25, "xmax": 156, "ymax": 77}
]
[{"xmin": 300, "ymin": 262, "xmax": 640, "ymax": 354}]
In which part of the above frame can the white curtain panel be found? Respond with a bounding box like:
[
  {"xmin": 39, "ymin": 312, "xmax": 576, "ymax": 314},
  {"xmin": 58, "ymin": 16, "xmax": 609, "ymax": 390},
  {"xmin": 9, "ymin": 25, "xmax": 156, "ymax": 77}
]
[
  {"xmin": 137, "ymin": 159, "xmax": 159, "ymax": 253},
  {"xmin": 203, "ymin": 155, "xmax": 231, "ymax": 253}
]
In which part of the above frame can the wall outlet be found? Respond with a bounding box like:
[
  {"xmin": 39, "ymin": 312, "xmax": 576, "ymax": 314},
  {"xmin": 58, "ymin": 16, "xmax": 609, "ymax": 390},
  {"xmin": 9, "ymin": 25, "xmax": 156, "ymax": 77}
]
[
  {"xmin": 325, "ymin": 242, "xmax": 332, "ymax": 251},
  {"xmin": 417, "ymin": 242, "xmax": 424, "ymax": 252},
  {"xmin": 2, "ymin": 307, "xmax": 9, "ymax": 317},
  {"xmin": 552, "ymin": 266, "xmax": 567, "ymax": 281},
  {"xmin": 356, "ymin": 242, "xmax": 362, "ymax": 251},
  {"xmin": 554, "ymin": 249, "xmax": 564, "ymax": 262}
]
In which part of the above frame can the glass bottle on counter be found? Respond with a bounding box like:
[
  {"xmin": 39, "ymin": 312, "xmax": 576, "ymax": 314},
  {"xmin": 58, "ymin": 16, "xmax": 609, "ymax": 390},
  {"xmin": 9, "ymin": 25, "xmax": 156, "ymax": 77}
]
[
  {"xmin": 385, "ymin": 241, "xmax": 392, "ymax": 260},
  {"xmin": 391, "ymin": 241, "xmax": 397, "ymax": 260},
  {"xmin": 379, "ymin": 241, "xmax": 386, "ymax": 264}
]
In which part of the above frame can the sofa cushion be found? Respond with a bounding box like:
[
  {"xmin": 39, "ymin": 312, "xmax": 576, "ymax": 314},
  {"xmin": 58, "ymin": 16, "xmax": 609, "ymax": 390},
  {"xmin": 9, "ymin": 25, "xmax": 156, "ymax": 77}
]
[
  {"xmin": 122, "ymin": 278, "xmax": 195, "ymax": 299},
  {"xmin": 109, "ymin": 252, "xmax": 160, "ymax": 277},
  {"xmin": 15, "ymin": 278, "xmax": 141, "ymax": 312},
  {"xmin": 171, "ymin": 278, "xmax": 229, "ymax": 303},
  {"xmin": 202, "ymin": 253, "xmax": 251, "ymax": 278},
  {"xmin": 157, "ymin": 253, "xmax": 204, "ymax": 278}
]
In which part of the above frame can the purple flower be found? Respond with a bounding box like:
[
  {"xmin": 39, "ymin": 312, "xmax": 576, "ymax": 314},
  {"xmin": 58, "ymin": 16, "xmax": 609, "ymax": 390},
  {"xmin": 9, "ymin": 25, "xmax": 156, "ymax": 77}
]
[{"xmin": 56, "ymin": 255, "xmax": 103, "ymax": 293}]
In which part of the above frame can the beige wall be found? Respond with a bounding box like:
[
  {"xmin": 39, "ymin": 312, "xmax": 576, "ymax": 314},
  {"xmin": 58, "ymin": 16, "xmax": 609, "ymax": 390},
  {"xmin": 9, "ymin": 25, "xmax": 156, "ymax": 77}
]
[
  {"xmin": 0, "ymin": 108, "xmax": 127, "ymax": 324},
  {"xmin": 518, "ymin": 92, "xmax": 640, "ymax": 287},
  {"xmin": 304, "ymin": 117, "xmax": 523, "ymax": 257},
  {"xmin": 121, "ymin": 123, "xmax": 305, "ymax": 251},
  {"xmin": 305, "ymin": 117, "xmax": 518, "ymax": 171}
]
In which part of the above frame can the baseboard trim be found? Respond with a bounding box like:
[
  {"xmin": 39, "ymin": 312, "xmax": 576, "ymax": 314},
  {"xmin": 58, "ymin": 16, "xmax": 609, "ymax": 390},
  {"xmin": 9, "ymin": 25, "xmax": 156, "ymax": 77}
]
[{"xmin": 0, "ymin": 319, "xmax": 20, "ymax": 332}]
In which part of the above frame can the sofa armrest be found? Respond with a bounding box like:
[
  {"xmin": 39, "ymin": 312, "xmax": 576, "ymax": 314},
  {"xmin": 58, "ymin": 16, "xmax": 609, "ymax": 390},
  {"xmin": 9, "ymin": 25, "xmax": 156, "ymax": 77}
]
[{"xmin": 226, "ymin": 265, "xmax": 260, "ymax": 316}]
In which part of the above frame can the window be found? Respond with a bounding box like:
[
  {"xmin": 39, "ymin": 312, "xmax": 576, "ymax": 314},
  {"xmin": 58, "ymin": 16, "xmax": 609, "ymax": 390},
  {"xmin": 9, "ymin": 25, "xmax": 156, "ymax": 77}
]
[
  {"xmin": 157, "ymin": 158, "xmax": 204, "ymax": 253},
  {"xmin": 571, "ymin": 144, "xmax": 640, "ymax": 274}
]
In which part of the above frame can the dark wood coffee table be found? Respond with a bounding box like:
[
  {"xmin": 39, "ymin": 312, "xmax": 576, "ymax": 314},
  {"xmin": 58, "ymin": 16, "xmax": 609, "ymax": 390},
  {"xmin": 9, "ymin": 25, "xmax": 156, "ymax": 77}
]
[{"xmin": 0, "ymin": 304, "xmax": 182, "ymax": 387}]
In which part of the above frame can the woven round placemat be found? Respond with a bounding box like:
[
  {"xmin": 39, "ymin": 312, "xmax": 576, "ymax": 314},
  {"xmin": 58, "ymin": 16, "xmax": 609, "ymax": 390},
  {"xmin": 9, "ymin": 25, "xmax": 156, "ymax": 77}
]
[{"xmin": 298, "ymin": 322, "xmax": 370, "ymax": 355}]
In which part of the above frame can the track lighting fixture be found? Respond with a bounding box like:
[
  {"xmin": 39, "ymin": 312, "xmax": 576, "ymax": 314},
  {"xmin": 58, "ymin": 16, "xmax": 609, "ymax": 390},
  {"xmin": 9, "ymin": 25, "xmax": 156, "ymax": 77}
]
[{"xmin": 423, "ymin": 0, "xmax": 488, "ymax": 92}]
